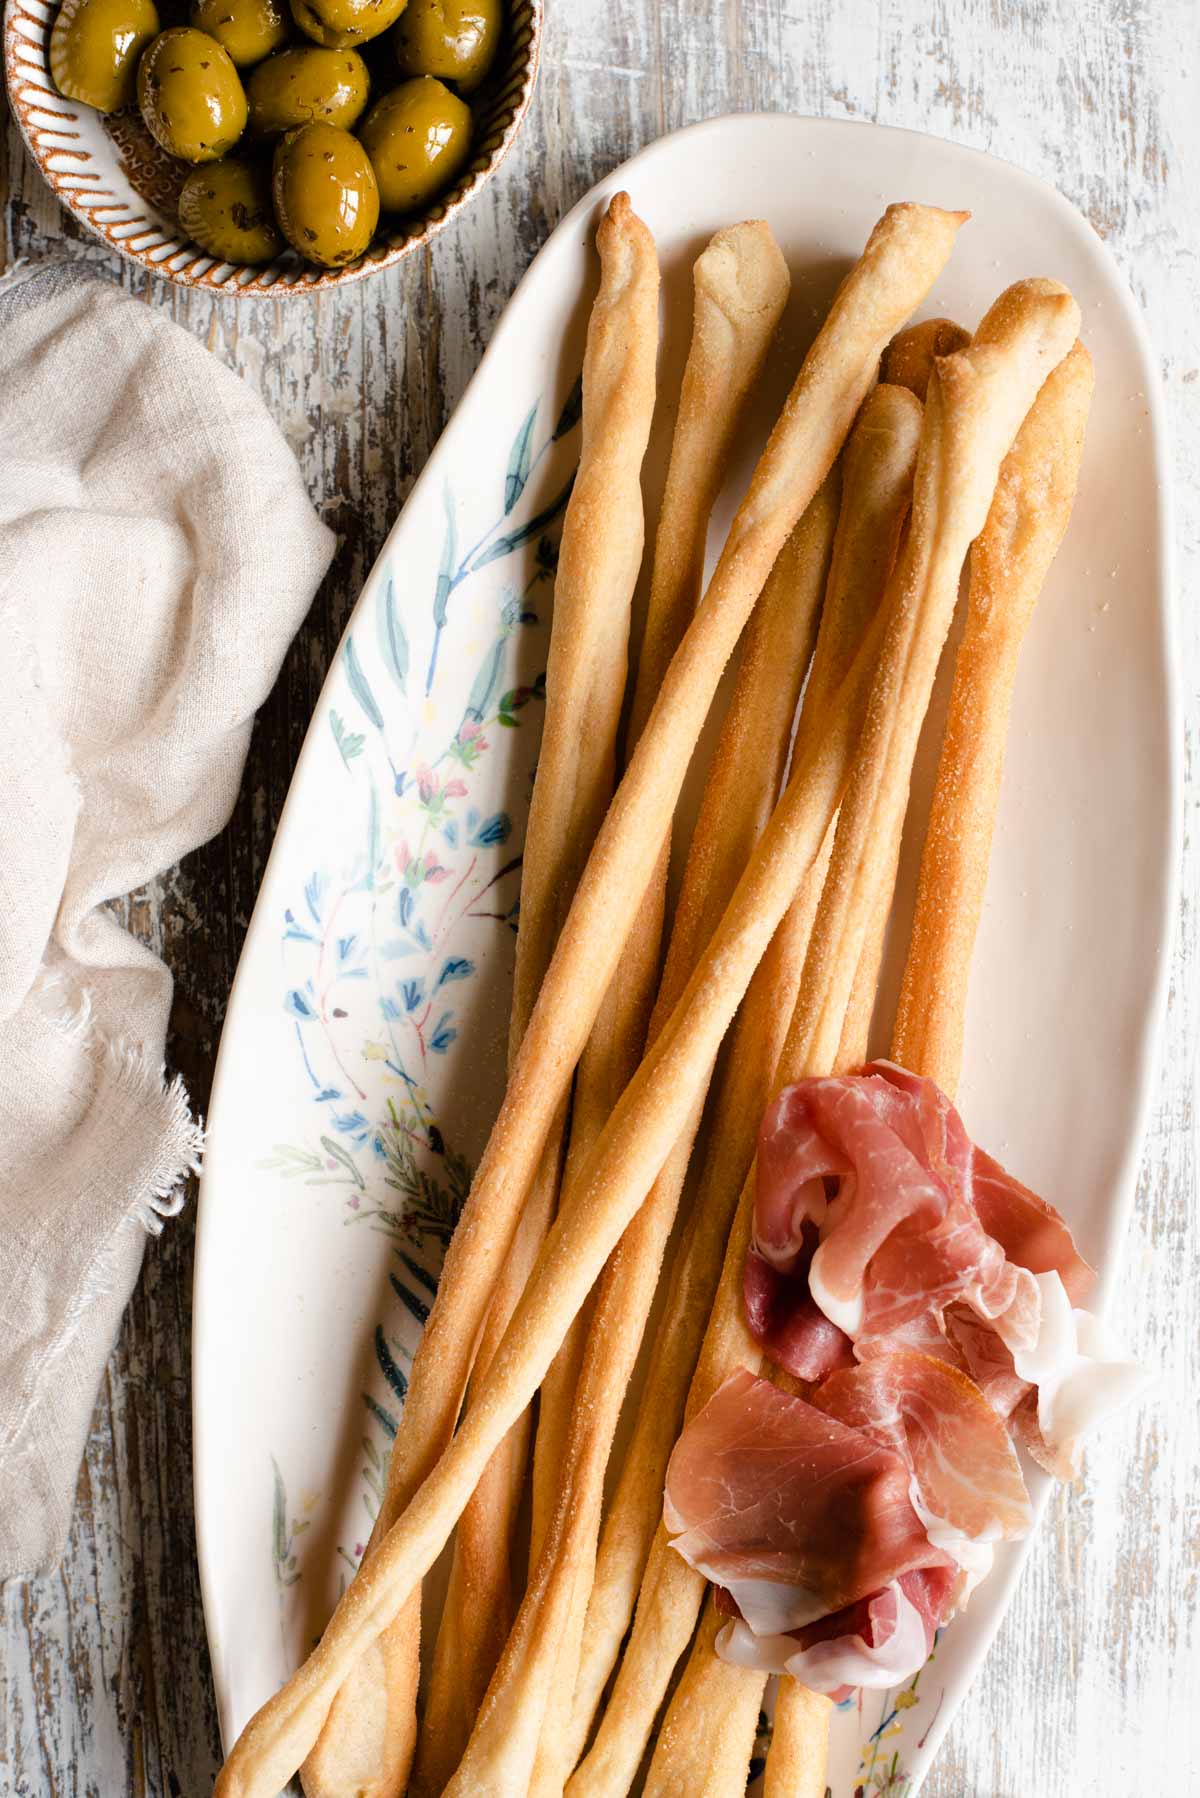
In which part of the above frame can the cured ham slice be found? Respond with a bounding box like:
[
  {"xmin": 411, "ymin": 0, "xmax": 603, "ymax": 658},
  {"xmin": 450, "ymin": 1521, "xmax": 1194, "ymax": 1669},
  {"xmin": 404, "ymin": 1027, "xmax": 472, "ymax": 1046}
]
[
  {"xmin": 716, "ymin": 1566, "xmax": 956, "ymax": 1697},
  {"xmin": 811, "ymin": 1350, "xmax": 1032, "ymax": 1544},
  {"xmin": 743, "ymin": 1221, "xmax": 854, "ymax": 1382},
  {"xmin": 663, "ymin": 1369, "xmax": 951, "ymax": 1634},
  {"xmin": 754, "ymin": 1062, "xmax": 1070, "ymax": 1350}
]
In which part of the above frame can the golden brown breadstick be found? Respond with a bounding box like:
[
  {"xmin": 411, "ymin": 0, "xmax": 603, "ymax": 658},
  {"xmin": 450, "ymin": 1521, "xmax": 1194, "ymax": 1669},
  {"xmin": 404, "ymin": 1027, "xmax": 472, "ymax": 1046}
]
[
  {"xmin": 643, "ymin": 1600, "xmax": 766, "ymax": 1798},
  {"xmin": 571, "ymin": 283, "xmax": 1080, "ymax": 1798},
  {"xmin": 407, "ymin": 192, "xmax": 661, "ymax": 1797},
  {"xmin": 446, "ymin": 472, "xmax": 839, "ymax": 1797},
  {"xmin": 763, "ymin": 343, "xmax": 1089, "ymax": 1798},
  {"xmin": 215, "ymin": 566, "xmax": 891, "ymax": 1798},
  {"xmin": 891, "ymin": 338, "xmax": 1093, "ymax": 1093},
  {"xmin": 883, "ymin": 315, "xmax": 971, "ymax": 399},
  {"xmin": 786, "ymin": 280, "xmax": 1080, "ymax": 1082},
  {"xmin": 566, "ymin": 382, "xmax": 922, "ymax": 1763},
  {"xmin": 529, "ymin": 218, "xmax": 792, "ymax": 1570},
  {"xmin": 753, "ymin": 295, "xmax": 1086, "ymax": 1798},
  {"xmin": 765, "ymin": 1681, "xmax": 835, "ymax": 1798},
  {"xmin": 215, "ymin": 204, "xmax": 964, "ymax": 1798},
  {"xmin": 305, "ymin": 190, "xmax": 658, "ymax": 1798}
]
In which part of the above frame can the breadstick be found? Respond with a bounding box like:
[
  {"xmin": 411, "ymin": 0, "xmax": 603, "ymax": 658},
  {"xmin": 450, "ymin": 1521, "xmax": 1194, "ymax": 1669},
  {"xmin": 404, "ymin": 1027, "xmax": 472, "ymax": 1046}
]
[
  {"xmin": 762, "ymin": 305, "xmax": 1087, "ymax": 1798},
  {"xmin": 215, "ymin": 565, "xmax": 892, "ymax": 1798},
  {"xmin": 883, "ymin": 315, "xmax": 971, "ymax": 399},
  {"xmin": 891, "ymin": 338, "xmax": 1093, "ymax": 1093},
  {"xmin": 304, "ymin": 190, "xmax": 658, "ymax": 1798},
  {"xmin": 764, "ymin": 1681, "xmax": 834, "ymax": 1798},
  {"xmin": 215, "ymin": 203, "xmax": 963, "ymax": 1798},
  {"xmin": 446, "ymin": 472, "xmax": 839, "ymax": 1797},
  {"xmin": 643, "ymin": 1599, "xmax": 766, "ymax": 1798},
  {"xmin": 530, "ymin": 218, "xmax": 792, "ymax": 1570},
  {"xmin": 571, "ymin": 282, "xmax": 1080, "ymax": 1798},
  {"xmin": 834, "ymin": 319, "xmax": 972, "ymax": 1070},
  {"xmin": 785, "ymin": 280, "xmax": 1080, "ymax": 1082},
  {"xmin": 566, "ymin": 382, "xmax": 922, "ymax": 1763},
  {"xmin": 404, "ymin": 191, "xmax": 661, "ymax": 1797}
]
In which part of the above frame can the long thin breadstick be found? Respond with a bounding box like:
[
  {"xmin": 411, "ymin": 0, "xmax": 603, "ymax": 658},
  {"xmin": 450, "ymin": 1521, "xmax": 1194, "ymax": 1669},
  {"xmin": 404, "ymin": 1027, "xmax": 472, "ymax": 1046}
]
[
  {"xmin": 405, "ymin": 190, "xmax": 661, "ymax": 1797},
  {"xmin": 764, "ymin": 1680, "xmax": 835, "ymax": 1798},
  {"xmin": 573, "ymin": 281, "xmax": 1080, "ymax": 1798},
  {"xmin": 530, "ymin": 218, "xmax": 793, "ymax": 1571},
  {"xmin": 446, "ymin": 472, "xmax": 839, "ymax": 1797},
  {"xmin": 763, "ymin": 307, "xmax": 1091, "ymax": 1798},
  {"xmin": 216, "ymin": 567, "xmax": 891, "ymax": 1798},
  {"xmin": 215, "ymin": 203, "xmax": 963, "ymax": 1798},
  {"xmin": 891, "ymin": 338, "xmax": 1094, "ymax": 1092},
  {"xmin": 300, "ymin": 191, "xmax": 658, "ymax": 1798},
  {"xmin": 785, "ymin": 280, "xmax": 1080, "ymax": 1082},
  {"xmin": 636, "ymin": 388, "xmax": 937, "ymax": 1798},
  {"xmin": 833, "ymin": 318, "xmax": 973, "ymax": 1071},
  {"xmin": 643, "ymin": 1600, "xmax": 766, "ymax": 1798},
  {"xmin": 566, "ymin": 382, "xmax": 922, "ymax": 1763}
]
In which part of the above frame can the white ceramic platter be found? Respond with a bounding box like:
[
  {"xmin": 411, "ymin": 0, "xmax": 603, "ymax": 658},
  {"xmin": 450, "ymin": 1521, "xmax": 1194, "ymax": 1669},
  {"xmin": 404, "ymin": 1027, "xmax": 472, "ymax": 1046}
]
[{"xmin": 194, "ymin": 114, "xmax": 1175, "ymax": 1795}]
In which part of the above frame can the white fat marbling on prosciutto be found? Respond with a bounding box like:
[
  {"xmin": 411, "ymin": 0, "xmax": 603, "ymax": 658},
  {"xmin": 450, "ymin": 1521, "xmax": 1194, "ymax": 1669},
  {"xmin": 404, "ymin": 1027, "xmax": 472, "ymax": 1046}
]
[
  {"xmin": 1012, "ymin": 1272, "xmax": 1153, "ymax": 1458},
  {"xmin": 715, "ymin": 1581, "xmax": 930, "ymax": 1695}
]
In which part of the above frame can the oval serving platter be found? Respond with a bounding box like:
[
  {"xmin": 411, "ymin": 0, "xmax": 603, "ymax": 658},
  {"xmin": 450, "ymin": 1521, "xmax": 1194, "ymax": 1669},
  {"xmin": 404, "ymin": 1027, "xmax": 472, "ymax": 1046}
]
[{"xmin": 194, "ymin": 113, "xmax": 1176, "ymax": 1794}]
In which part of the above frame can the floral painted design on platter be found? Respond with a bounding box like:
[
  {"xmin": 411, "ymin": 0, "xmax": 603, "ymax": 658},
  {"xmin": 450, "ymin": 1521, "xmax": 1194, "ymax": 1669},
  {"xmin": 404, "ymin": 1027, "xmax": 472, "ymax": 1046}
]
[{"xmin": 262, "ymin": 380, "xmax": 580, "ymax": 1586}]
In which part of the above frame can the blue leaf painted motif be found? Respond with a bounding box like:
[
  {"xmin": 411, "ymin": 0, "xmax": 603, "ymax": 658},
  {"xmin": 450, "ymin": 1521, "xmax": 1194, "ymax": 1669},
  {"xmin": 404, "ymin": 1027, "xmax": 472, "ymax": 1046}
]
[
  {"xmin": 469, "ymin": 473, "xmax": 575, "ymax": 572},
  {"xmin": 381, "ymin": 996, "xmax": 401, "ymax": 1020},
  {"xmin": 552, "ymin": 370, "xmax": 583, "ymax": 440},
  {"xmin": 332, "ymin": 1110, "xmax": 370, "ymax": 1138},
  {"xmin": 426, "ymin": 485, "xmax": 458, "ymax": 694},
  {"xmin": 401, "ymin": 978, "xmax": 425, "ymax": 1013},
  {"xmin": 397, "ymin": 1251, "xmax": 437, "ymax": 1296},
  {"xmin": 314, "ymin": 1086, "xmax": 342, "ymax": 1103},
  {"xmin": 304, "ymin": 873, "xmax": 326, "ymax": 924},
  {"xmin": 390, "ymin": 1270, "xmax": 431, "ymax": 1325},
  {"xmin": 364, "ymin": 777, "xmax": 380, "ymax": 890},
  {"xmin": 464, "ymin": 635, "xmax": 506, "ymax": 722},
  {"xmin": 337, "ymin": 934, "xmax": 357, "ymax": 963},
  {"xmin": 374, "ymin": 1325, "xmax": 408, "ymax": 1402},
  {"xmin": 429, "ymin": 1013, "xmax": 457, "ymax": 1054},
  {"xmin": 285, "ymin": 989, "xmax": 316, "ymax": 1020},
  {"xmin": 330, "ymin": 709, "xmax": 365, "ymax": 768},
  {"xmin": 505, "ymin": 402, "xmax": 538, "ymax": 513},
  {"xmin": 398, "ymin": 887, "xmax": 414, "ymax": 927},
  {"xmin": 436, "ymin": 957, "xmax": 474, "ymax": 988},
  {"xmin": 468, "ymin": 811, "xmax": 511, "ymax": 849},
  {"xmin": 343, "ymin": 636, "xmax": 384, "ymax": 730},
  {"xmin": 319, "ymin": 1134, "xmax": 365, "ymax": 1188},
  {"xmin": 378, "ymin": 579, "xmax": 409, "ymax": 694},
  {"xmin": 364, "ymin": 1394, "xmax": 398, "ymax": 1439}
]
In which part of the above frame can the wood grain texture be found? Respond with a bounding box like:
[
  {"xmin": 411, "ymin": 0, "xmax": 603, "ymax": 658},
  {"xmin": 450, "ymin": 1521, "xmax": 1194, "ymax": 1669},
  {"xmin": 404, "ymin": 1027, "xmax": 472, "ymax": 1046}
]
[{"xmin": 2, "ymin": 2, "xmax": 1197, "ymax": 1792}]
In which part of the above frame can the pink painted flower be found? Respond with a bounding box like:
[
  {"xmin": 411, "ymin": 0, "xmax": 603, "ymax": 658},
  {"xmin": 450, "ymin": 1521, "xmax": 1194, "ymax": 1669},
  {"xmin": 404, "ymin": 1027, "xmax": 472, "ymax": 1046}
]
[
  {"xmin": 395, "ymin": 840, "xmax": 411, "ymax": 875},
  {"xmin": 423, "ymin": 853, "xmax": 450, "ymax": 884},
  {"xmin": 415, "ymin": 762, "xmax": 437, "ymax": 804},
  {"xmin": 458, "ymin": 720, "xmax": 482, "ymax": 743},
  {"xmin": 444, "ymin": 777, "xmax": 468, "ymax": 799}
]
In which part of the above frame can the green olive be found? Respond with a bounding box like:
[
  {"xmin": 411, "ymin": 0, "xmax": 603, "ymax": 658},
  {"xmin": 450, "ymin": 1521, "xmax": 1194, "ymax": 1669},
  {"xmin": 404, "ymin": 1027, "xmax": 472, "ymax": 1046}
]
[
  {"xmin": 394, "ymin": 0, "xmax": 498, "ymax": 94},
  {"xmin": 246, "ymin": 44, "xmax": 369, "ymax": 134},
  {"xmin": 189, "ymin": 0, "xmax": 289, "ymax": 68},
  {"xmin": 178, "ymin": 156, "xmax": 283, "ymax": 260},
  {"xmin": 49, "ymin": 0, "xmax": 160, "ymax": 113},
  {"xmin": 137, "ymin": 27, "xmax": 248, "ymax": 161},
  {"xmin": 358, "ymin": 74, "xmax": 470, "ymax": 214},
  {"xmin": 288, "ymin": 0, "xmax": 406, "ymax": 49},
  {"xmin": 272, "ymin": 120, "xmax": 379, "ymax": 265}
]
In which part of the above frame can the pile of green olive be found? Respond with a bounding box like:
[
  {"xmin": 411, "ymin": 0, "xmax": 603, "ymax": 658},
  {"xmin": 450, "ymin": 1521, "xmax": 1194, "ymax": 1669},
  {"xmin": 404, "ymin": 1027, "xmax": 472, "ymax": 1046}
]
[{"xmin": 47, "ymin": 0, "xmax": 503, "ymax": 268}]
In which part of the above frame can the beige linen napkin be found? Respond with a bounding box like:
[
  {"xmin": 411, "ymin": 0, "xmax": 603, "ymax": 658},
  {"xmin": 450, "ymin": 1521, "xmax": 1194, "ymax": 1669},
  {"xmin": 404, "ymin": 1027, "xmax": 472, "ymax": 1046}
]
[{"xmin": 0, "ymin": 262, "xmax": 335, "ymax": 1575}]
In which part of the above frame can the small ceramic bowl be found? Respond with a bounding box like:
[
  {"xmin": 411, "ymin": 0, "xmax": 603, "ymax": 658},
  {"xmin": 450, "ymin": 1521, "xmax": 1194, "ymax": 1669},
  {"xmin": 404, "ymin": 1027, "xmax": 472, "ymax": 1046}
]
[{"xmin": 3, "ymin": 0, "xmax": 540, "ymax": 295}]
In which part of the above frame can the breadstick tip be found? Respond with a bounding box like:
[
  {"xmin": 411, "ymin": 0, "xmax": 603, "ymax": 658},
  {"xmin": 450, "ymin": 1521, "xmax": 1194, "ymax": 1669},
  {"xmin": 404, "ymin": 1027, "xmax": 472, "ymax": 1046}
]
[{"xmin": 694, "ymin": 219, "xmax": 791, "ymax": 318}]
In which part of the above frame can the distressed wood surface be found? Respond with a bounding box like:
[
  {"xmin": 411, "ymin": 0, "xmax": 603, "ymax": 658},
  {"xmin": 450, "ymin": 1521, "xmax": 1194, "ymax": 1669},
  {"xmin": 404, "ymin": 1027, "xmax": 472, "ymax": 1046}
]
[{"xmin": 2, "ymin": 2, "xmax": 1197, "ymax": 1793}]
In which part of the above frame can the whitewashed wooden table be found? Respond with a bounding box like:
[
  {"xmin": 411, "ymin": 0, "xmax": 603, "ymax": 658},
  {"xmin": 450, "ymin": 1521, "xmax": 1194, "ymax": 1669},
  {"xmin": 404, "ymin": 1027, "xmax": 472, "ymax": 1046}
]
[{"xmin": 2, "ymin": 2, "xmax": 1197, "ymax": 1793}]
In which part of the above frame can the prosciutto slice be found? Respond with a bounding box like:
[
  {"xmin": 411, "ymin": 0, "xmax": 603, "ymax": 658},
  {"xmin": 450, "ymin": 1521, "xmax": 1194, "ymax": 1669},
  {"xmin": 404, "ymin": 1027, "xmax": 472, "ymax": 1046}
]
[
  {"xmin": 812, "ymin": 1350, "xmax": 1032, "ymax": 1544},
  {"xmin": 716, "ymin": 1565, "xmax": 956, "ymax": 1697},
  {"xmin": 743, "ymin": 1220, "xmax": 854, "ymax": 1382},
  {"xmin": 663, "ymin": 1368, "xmax": 951, "ymax": 1634},
  {"xmin": 753, "ymin": 1062, "xmax": 1076, "ymax": 1351}
]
